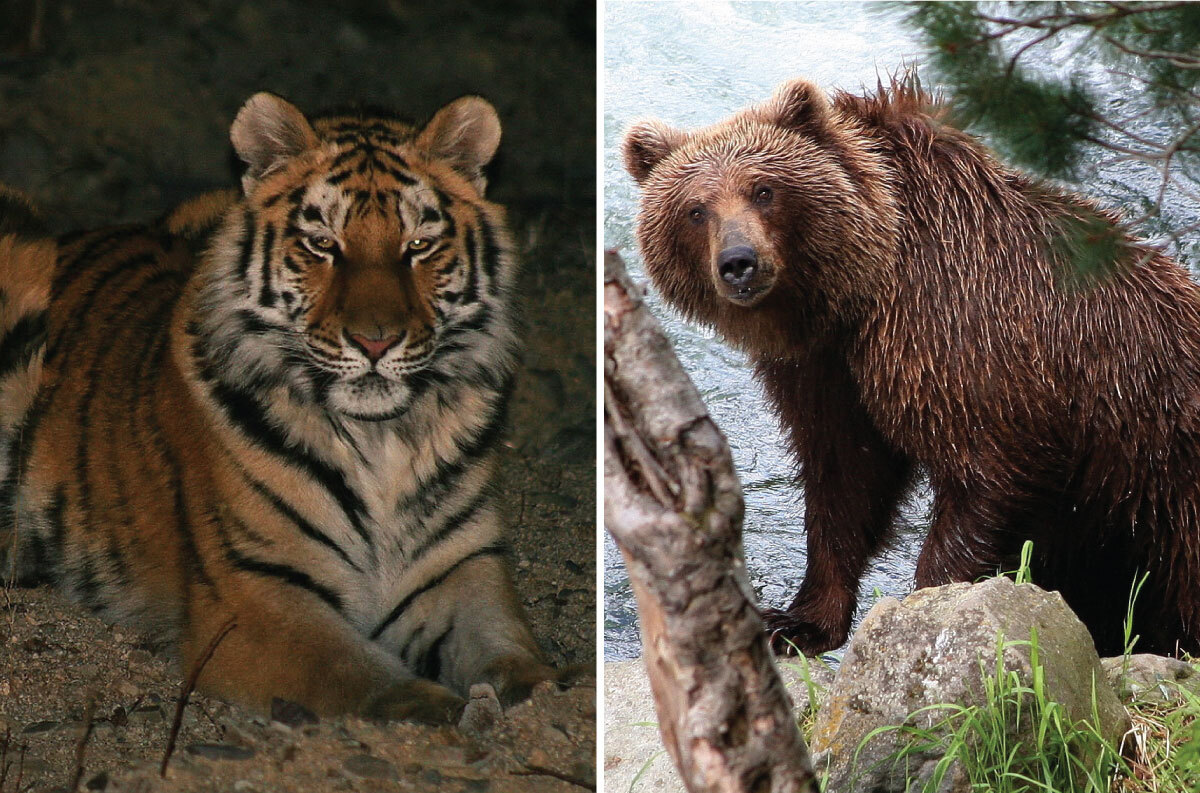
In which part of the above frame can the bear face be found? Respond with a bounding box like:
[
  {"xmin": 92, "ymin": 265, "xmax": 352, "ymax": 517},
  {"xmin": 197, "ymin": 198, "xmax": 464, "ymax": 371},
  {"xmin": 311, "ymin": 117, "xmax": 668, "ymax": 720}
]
[{"xmin": 623, "ymin": 79, "xmax": 901, "ymax": 356}]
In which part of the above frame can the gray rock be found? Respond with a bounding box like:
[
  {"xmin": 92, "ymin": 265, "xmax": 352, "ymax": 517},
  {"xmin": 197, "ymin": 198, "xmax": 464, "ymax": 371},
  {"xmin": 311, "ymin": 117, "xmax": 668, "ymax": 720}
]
[
  {"xmin": 812, "ymin": 578, "xmax": 1129, "ymax": 793},
  {"xmin": 1102, "ymin": 653, "xmax": 1200, "ymax": 703},
  {"xmin": 342, "ymin": 754, "xmax": 399, "ymax": 781},
  {"xmin": 184, "ymin": 743, "xmax": 256, "ymax": 761},
  {"xmin": 21, "ymin": 720, "xmax": 58, "ymax": 734}
]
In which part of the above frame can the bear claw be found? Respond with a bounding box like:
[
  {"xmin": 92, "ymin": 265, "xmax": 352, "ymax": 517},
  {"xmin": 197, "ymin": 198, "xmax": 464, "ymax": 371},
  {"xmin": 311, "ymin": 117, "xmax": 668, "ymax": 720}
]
[{"xmin": 760, "ymin": 608, "xmax": 846, "ymax": 656}]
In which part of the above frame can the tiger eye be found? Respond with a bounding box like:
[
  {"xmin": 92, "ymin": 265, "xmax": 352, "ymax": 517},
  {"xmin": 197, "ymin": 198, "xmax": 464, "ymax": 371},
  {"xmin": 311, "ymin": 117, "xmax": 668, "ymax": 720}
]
[
  {"xmin": 408, "ymin": 238, "xmax": 432, "ymax": 252},
  {"xmin": 307, "ymin": 233, "xmax": 336, "ymax": 251}
]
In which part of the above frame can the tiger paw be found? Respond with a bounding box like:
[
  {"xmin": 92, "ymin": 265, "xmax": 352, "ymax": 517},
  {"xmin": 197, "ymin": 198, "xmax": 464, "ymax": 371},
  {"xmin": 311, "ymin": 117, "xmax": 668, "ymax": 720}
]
[
  {"xmin": 554, "ymin": 662, "xmax": 595, "ymax": 689},
  {"xmin": 365, "ymin": 678, "xmax": 466, "ymax": 725},
  {"xmin": 478, "ymin": 657, "xmax": 559, "ymax": 706}
]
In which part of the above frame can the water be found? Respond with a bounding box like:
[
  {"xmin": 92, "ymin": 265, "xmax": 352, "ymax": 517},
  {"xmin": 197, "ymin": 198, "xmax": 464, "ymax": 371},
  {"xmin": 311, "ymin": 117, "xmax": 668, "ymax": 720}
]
[{"xmin": 602, "ymin": 1, "xmax": 1199, "ymax": 661}]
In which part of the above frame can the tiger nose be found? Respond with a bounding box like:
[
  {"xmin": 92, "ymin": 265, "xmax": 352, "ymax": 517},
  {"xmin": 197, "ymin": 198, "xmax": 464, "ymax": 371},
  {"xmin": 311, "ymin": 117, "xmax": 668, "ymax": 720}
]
[{"xmin": 345, "ymin": 330, "xmax": 403, "ymax": 363}]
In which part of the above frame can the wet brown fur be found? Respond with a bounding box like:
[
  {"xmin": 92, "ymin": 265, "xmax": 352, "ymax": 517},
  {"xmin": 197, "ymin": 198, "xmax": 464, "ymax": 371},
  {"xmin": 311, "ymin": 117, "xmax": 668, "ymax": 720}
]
[{"xmin": 625, "ymin": 77, "xmax": 1200, "ymax": 657}]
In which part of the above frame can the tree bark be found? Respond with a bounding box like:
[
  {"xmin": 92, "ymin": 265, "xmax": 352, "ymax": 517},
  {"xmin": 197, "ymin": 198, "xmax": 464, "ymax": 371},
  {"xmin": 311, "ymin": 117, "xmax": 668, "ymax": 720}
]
[{"xmin": 604, "ymin": 250, "xmax": 818, "ymax": 793}]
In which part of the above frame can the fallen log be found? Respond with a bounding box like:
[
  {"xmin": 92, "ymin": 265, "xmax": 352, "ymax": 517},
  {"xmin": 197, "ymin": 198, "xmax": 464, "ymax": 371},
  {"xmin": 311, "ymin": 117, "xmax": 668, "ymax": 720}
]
[{"xmin": 603, "ymin": 250, "xmax": 818, "ymax": 793}]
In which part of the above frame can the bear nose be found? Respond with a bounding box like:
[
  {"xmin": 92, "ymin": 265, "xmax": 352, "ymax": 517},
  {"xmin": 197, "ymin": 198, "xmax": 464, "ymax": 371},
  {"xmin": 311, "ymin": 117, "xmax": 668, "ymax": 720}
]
[
  {"xmin": 345, "ymin": 330, "xmax": 404, "ymax": 363},
  {"xmin": 718, "ymin": 245, "xmax": 758, "ymax": 287}
]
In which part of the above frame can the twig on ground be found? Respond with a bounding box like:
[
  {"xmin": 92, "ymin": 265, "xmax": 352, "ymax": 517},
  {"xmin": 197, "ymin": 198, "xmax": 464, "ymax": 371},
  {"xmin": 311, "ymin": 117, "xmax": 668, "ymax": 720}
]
[
  {"xmin": 66, "ymin": 695, "xmax": 97, "ymax": 791},
  {"xmin": 512, "ymin": 764, "xmax": 596, "ymax": 790},
  {"xmin": 160, "ymin": 617, "xmax": 236, "ymax": 778}
]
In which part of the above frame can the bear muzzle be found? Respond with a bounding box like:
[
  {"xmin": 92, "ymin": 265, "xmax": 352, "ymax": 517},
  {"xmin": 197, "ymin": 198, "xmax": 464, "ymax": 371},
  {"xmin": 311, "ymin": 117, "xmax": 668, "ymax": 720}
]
[{"xmin": 713, "ymin": 243, "xmax": 775, "ymax": 306}]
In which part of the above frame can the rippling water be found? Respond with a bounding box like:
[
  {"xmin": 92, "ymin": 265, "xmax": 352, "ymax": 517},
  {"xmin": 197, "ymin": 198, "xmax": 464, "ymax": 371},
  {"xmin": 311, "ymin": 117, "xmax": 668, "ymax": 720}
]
[{"xmin": 603, "ymin": 1, "xmax": 1199, "ymax": 661}]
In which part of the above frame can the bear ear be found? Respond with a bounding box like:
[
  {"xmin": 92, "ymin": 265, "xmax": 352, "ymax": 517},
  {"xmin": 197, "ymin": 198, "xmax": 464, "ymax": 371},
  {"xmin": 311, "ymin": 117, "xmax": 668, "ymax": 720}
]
[
  {"xmin": 416, "ymin": 96, "xmax": 502, "ymax": 193},
  {"xmin": 623, "ymin": 121, "xmax": 686, "ymax": 184},
  {"xmin": 758, "ymin": 78, "xmax": 834, "ymax": 136},
  {"xmin": 230, "ymin": 92, "xmax": 320, "ymax": 194}
]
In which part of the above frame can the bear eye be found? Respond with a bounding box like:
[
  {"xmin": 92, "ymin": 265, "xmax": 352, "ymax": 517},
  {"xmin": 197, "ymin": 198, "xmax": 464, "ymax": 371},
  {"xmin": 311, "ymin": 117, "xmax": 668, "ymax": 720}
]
[
  {"xmin": 688, "ymin": 207, "xmax": 706, "ymax": 225},
  {"xmin": 408, "ymin": 237, "xmax": 433, "ymax": 252},
  {"xmin": 753, "ymin": 186, "xmax": 773, "ymax": 204},
  {"xmin": 304, "ymin": 232, "xmax": 337, "ymax": 253}
]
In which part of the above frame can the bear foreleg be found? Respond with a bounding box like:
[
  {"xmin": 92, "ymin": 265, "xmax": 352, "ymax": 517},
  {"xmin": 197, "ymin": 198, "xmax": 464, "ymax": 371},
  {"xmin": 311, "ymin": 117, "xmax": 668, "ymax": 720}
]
[{"xmin": 755, "ymin": 352, "xmax": 912, "ymax": 656}]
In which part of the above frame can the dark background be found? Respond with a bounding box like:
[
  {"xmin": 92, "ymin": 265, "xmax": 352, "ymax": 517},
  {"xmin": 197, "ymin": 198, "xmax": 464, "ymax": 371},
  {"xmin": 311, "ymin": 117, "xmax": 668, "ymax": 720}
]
[{"xmin": 0, "ymin": 0, "xmax": 595, "ymax": 229}]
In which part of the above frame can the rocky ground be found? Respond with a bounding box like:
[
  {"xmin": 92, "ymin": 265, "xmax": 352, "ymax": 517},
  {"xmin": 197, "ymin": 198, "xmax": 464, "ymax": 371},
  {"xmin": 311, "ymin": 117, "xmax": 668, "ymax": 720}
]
[{"xmin": 0, "ymin": 1, "xmax": 596, "ymax": 791}]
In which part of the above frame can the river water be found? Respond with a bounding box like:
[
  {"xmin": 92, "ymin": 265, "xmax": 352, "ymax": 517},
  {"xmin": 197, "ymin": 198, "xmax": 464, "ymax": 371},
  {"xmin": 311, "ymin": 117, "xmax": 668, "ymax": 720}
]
[{"xmin": 602, "ymin": 1, "xmax": 1199, "ymax": 661}]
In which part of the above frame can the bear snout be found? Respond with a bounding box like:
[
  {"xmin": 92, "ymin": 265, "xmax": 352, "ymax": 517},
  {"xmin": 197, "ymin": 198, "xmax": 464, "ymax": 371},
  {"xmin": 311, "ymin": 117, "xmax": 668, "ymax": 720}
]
[
  {"xmin": 713, "ymin": 244, "xmax": 773, "ymax": 306},
  {"xmin": 718, "ymin": 245, "xmax": 758, "ymax": 286}
]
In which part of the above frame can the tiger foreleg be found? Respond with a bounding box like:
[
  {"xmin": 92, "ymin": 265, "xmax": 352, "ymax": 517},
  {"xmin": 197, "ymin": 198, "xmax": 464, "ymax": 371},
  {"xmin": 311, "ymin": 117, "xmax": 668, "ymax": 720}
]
[
  {"xmin": 389, "ymin": 550, "xmax": 564, "ymax": 707},
  {"xmin": 183, "ymin": 585, "xmax": 465, "ymax": 724}
]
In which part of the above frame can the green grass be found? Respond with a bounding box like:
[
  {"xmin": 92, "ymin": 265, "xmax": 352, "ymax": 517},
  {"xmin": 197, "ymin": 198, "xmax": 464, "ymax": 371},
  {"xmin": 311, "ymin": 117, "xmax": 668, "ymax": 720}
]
[
  {"xmin": 779, "ymin": 649, "xmax": 833, "ymax": 740},
  {"xmin": 851, "ymin": 629, "xmax": 1123, "ymax": 792},
  {"xmin": 815, "ymin": 546, "xmax": 1200, "ymax": 792}
]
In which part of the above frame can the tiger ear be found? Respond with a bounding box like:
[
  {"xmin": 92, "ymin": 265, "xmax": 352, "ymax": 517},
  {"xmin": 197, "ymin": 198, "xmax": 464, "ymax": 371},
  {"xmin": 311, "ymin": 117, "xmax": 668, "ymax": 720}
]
[
  {"xmin": 230, "ymin": 92, "xmax": 320, "ymax": 193},
  {"xmin": 416, "ymin": 96, "xmax": 501, "ymax": 193}
]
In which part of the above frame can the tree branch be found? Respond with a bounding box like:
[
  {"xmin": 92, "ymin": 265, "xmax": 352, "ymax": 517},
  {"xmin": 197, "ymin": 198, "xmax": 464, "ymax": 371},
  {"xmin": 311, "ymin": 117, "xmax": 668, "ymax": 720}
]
[{"xmin": 603, "ymin": 250, "xmax": 818, "ymax": 793}]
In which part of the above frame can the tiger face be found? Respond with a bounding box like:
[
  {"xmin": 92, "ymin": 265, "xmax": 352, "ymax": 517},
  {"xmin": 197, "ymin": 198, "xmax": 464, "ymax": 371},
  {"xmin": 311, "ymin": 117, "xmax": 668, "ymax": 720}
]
[{"xmin": 200, "ymin": 93, "xmax": 512, "ymax": 421}]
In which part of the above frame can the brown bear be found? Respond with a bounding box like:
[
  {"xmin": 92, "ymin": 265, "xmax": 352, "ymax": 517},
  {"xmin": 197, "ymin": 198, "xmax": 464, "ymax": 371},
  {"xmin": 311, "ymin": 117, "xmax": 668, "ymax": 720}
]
[{"xmin": 622, "ymin": 77, "xmax": 1200, "ymax": 658}]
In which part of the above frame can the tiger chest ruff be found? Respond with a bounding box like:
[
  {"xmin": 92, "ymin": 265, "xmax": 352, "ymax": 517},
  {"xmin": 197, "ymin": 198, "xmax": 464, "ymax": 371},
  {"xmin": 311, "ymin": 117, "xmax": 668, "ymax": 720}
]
[{"xmin": 180, "ymin": 108, "xmax": 520, "ymax": 640}]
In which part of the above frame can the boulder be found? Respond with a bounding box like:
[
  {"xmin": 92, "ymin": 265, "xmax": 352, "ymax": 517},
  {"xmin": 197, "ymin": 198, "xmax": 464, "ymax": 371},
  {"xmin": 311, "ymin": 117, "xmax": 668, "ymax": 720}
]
[
  {"xmin": 1102, "ymin": 653, "xmax": 1200, "ymax": 704},
  {"xmin": 812, "ymin": 578, "xmax": 1129, "ymax": 792}
]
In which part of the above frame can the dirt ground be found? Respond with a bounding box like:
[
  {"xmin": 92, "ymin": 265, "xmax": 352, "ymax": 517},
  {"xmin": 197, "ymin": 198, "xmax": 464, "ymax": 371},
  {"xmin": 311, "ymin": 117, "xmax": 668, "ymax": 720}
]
[{"xmin": 0, "ymin": 1, "xmax": 596, "ymax": 791}]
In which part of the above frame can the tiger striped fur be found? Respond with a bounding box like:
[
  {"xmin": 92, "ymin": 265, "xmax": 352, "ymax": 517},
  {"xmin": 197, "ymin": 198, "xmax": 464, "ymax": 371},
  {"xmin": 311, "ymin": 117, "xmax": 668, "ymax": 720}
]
[{"xmin": 0, "ymin": 93, "xmax": 558, "ymax": 722}]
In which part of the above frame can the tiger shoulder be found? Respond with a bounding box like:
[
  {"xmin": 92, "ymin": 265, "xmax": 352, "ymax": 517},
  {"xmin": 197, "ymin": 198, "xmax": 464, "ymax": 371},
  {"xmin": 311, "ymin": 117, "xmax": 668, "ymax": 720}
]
[{"xmin": 0, "ymin": 92, "xmax": 566, "ymax": 723}]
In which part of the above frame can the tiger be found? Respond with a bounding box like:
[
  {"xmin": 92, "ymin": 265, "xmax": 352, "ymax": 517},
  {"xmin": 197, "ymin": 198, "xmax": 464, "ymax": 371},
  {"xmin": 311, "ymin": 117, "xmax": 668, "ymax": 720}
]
[{"xmin": 0, "ymin": 92, "xmax": 563, "ymax": 724}]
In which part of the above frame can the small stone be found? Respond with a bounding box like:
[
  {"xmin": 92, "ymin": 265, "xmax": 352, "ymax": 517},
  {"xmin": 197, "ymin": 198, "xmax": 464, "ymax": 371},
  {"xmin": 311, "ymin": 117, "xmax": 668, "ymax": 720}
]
[
  {"xmin": 22, "ymin": 720, "xmax": 58, "ymax": 734},
  {"xmin": 1102, "ymin": 654, "xmax": 1200, "ymax": 703},
  {"xmin": 128, "ymin": 705, "xmax": 164, "ymax": 724},
  {"xmin": 184, "ymin": 743, "xmax": 256, "ymax": 761},
  {"xmin": 14, "ymin": 756, "xmax": 50, "ymax": 775},
  {"xmin": 21, "ymin": 636, "xmax": 50, "ymax": 654},
  {"xmin": 540, "ymin": 724, "xmax": 570, "ymax": 744},
  {"xmin": 233, "ymin": 781, "xmax": 259, "ymax": 793},
  {"xmin": 343, "ymin": 754, "xmax": 399, "ymax": 780},
  {"xmin": 221, "ymin": 723, "xmax": 258, "ymax": 748},
  {"xmin": 532, "ymin": 679, "xmax": 558, "ymax": 698},
  {"xmin": 115, "ymin": 680, "xmax": 141, "ymax": 699},
  {"xmin": 271, "ymin": 697, "xmax": 318, "ymax": 728},
  {"xmin": 127, "ymin": 649, "xmax": 153, "ymax": 666}
]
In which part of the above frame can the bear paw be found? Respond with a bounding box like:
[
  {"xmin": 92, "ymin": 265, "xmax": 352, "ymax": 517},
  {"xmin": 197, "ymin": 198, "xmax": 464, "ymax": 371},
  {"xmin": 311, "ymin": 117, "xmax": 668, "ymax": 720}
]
[{"xmin": 761, "ymin": 608, "xmax": 847, "ymax": 656}]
